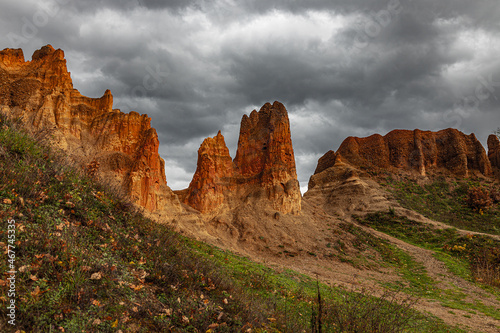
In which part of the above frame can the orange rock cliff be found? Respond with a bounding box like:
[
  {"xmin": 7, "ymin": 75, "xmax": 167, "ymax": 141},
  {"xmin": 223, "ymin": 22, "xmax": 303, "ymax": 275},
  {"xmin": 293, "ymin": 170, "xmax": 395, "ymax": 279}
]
[
  {"xmin": 184, "ymin": 102, "xmax": 302, "ymax": 215},
  {"xmin": 0, "ymin": 45, "xmax": 180, "ymax": 212},
  {"xmin": 313, "ymin": 128, "xmax": 492, "ymax": 178},
  {"xmin": 184, "ymin": 130, "xmax": 235, "ymax": 213}
]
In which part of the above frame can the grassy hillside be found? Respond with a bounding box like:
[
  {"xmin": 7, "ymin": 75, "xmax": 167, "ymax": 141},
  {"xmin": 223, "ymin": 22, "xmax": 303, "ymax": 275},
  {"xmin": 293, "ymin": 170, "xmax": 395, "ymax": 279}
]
[
  {"xmin": 357, "ymin": 211, "xmax": 500, "ymax": 294},
  {"xmin": 384, "ymin": 176, "xmax": 500, "ymax": 235},
  {"xmin": 0, "ymin": 115, "xmax": 466, "ymax": 332}
]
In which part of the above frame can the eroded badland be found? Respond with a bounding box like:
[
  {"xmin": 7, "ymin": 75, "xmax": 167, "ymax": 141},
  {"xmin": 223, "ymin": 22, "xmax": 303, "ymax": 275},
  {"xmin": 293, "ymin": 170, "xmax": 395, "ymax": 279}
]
[{"xmin": 1, "ymin": 45, "xmax": 500, "ymax": 332}]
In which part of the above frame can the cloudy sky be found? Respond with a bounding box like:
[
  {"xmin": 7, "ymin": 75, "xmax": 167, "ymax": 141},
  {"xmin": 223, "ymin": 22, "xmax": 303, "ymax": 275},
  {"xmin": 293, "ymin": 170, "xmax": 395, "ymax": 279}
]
[{"xmin": 1, "ymin": 0, "xmax": 500, "ymax": 192}]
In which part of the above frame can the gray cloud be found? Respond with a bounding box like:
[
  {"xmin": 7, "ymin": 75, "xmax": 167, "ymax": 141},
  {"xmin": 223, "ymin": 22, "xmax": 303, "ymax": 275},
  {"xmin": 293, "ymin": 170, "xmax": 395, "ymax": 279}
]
[{"xmin": 1, "ymin": 0, "xmax": 499, "ymax": 190}]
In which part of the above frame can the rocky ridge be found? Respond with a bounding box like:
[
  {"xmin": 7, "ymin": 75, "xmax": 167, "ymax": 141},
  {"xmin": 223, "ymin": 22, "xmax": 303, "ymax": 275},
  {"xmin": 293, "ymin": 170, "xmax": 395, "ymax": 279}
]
[
  {"xmin": 307, "ymin": 128, "xmax": 498, "ymax": 218},
  {"xmin": 0, "ymin": 45, "xmax": 180, "ymax": 213},
  {"xmin": 313, "ymin": 128, "xmax": 492, "ymax": 179}
]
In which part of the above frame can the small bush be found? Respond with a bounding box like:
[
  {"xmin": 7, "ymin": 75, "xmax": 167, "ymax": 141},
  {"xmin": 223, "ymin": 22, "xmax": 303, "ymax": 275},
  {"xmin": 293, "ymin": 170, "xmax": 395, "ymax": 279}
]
[
  {"xmin": 470, "ymin": 248, "xmax": 500, "ymax": 288},
  {"xmin": 490, "ymin": 187, "xmax": 500, "ymax": 204},
  {"xmin": 466, "ymin": 186, "xmax": 493, "ymax": 212},
  {"xmin": 321, "ymin": 287, "xmax": 420, "ymax": 333},
  {"xmin": 85, "ymin": 160, "xmax": 100, "ymax": 178}
]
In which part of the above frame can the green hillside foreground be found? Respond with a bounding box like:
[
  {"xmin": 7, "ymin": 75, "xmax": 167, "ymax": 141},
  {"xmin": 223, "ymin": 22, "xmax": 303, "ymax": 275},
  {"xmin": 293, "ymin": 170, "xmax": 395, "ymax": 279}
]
[{"xmin": 0, "ymin": 114, "xmax": 465, "ymax": 332}]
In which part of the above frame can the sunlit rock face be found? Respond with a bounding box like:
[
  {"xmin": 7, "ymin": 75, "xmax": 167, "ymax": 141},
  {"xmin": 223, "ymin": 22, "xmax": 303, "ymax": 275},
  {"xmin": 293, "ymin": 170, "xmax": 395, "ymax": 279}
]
[
  {"xmin": 184, "ymin": 131, "xmax": 235, "ymax": 213},
  {"xmin": 185, "ymin": 102, "xmax": 301, "ymax": 215},
  {"xmin": 0, "ymin": 45, "xmax": 181, "ymax": 213},
  {"xmin": 313, "ymin": 128, "xmax": 492, "ymax": 178}
]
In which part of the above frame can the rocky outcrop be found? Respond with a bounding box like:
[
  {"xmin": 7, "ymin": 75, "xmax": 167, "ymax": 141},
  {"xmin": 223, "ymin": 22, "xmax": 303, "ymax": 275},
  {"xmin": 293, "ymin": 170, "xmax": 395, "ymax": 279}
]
[
  {"xmin": 0, "ymin": 45, "xmax": 180, "ymax": 213},
  {"xmin": 234, "ymin": 102, "xmax": 301, "ymax": 214},
  {"xmin": 184, "ymin": 131, "xmax": 234, "ymax": 213},
  {"xmin": 185, "ymin": 102, "xmax": 301, "ymax": 215},
  {"xmin": 488, "ymin": 134, "xmax": 500, "ymax": 173},
  {"xmin": 313, "ymin": 129, "xmax": 492, "ymax": 179}
]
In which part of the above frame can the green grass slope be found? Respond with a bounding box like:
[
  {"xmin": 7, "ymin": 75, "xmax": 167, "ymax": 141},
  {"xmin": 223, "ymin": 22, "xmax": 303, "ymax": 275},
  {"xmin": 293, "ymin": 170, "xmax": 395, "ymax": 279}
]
[{"xmin": 384, "ymin": 176, "xmax": 500, "ymax": 235}]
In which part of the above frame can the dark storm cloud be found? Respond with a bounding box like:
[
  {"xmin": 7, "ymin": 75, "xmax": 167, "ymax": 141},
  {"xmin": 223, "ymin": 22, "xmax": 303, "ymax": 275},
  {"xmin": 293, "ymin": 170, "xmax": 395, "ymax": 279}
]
[
  {"xmin": 1, "ymin": 0, "xmax": 499, "ymax": 190},
  {"xmin": 70, "ymin": 0, "xmax": 196, "ymax": 13}
]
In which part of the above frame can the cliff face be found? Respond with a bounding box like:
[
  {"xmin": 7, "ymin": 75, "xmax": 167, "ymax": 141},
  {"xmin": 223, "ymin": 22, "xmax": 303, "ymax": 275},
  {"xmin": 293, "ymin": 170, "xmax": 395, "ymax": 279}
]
[
  {"xmin": 185, "ymin": 102, "xmax": 301, "ymax": 215},
  {"xmin": 0, "ymin": 45, "xmax": 180, "ymax": 213},
  {"xmin": 488, "ymin": 134, "xmax": 500, "ymax": 173},
  {"xmin": 234, "ymin": 102, "xmax": 301, "ymax": 214},
  {"xmin": 184, "ymin": 131, "xmax": 235, "ymax": 213},
  {"xmin": 313, "ymin": 128, "xmax": 492, "ymax": 179}
]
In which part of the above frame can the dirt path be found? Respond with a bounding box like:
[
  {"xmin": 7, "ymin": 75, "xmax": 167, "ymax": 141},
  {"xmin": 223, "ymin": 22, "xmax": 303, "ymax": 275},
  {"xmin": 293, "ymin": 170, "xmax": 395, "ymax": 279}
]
[
  {"xmin": 395, "ymin": 206, "xmax": 500, "ymax": 241},
  {"xmin": 243, "ymin": 216, "xmax": 500, "ymax": 332},
  {"xmin": 353, "ymin": 218, "xmax": 500, "ymax": 333}
]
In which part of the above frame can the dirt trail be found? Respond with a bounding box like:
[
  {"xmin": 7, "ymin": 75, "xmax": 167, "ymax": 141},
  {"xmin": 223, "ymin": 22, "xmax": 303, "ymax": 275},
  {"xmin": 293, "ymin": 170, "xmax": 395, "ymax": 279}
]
[
  {"xmin": 352, "ymin": 217, "xmax": 500, "ymax": 333},
  {"xmin": 263, "ymin": 178, "xmax": 500, "ymax": 332},
  {"xmin": 243, "ymin": 211, "xmax": 500, "ymax": 333},
  {"xmin": 395, "ymin": 206, "xmax": 500, "ymax": 241}
]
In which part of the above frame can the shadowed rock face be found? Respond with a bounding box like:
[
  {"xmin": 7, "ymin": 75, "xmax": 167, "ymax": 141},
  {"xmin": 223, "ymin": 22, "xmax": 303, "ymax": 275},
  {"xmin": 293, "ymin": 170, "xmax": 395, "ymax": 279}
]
[
  {"xmin": 185, "ymin": 102, "xmax": 301, "ymax": 215},
  {"xmin": 489, "ymin": 134, "xmax": 500, "ymax": 172},
  {"xmin": 313, "ymin": 128, "xmax": 492, "ymax": 179},
  {"xmin": 0, "ymin": 45, "xmax": 180, "ymax": 213}
]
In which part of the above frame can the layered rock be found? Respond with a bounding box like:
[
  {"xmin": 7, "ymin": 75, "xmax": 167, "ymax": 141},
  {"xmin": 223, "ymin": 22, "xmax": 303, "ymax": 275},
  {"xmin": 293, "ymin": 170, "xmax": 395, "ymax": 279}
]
[
  {"xmin": 0, "ymin": 45, "xmax": 180, "ymax": 212},
  {"xmin": 313, "ymin": 128, "xmax": 492, "ymax": 179},
  {"xmin": 238, "ymin": 102, "xmax": 302, "ymax": 214},
  {"xmin": 185, "ymin": 102, "xmax": 301, "ymax": 215},
  {"xmin": 488, "ymin": 134, "xmax": 500, "ymax": 173},
  {"xmin": 184, "ymin": 131, "xmax": 234, "ymax": 213}
]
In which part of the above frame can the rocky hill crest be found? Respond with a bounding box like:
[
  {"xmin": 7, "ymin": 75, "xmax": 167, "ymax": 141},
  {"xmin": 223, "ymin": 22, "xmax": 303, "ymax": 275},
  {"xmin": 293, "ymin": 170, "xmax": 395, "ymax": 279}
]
[
  {"xmin": 314, "ymin": 128, "xmax": 493, "ymax": 178},
  {"xmin": 0, "ymin": 45, "xmax": 180, "ymax": 213}
]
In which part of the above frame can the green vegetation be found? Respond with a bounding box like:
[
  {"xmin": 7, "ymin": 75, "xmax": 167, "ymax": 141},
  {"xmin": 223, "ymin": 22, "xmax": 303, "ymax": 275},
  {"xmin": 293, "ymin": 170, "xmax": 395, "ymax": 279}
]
[
  {"xmin": 355, "ymin": 212, "xmax": 500, "ymax": 325},
  {"xmin": 386, "ymin": 177, "xmax": 500, "ymax": 235},
  {"xmin": 342, "ymin": 220, "xmax": 500, "ymax": 326},
  {"xmin": 0, "ymin": 117, "xmax": 270, "ymax": 331},
  {"xmin": 358, "ymin": 212, "xmax": 500, "ymax": 289},
  {"xmin": 0, "ymin": 115, "xmax": 467, "ymax": 332}
]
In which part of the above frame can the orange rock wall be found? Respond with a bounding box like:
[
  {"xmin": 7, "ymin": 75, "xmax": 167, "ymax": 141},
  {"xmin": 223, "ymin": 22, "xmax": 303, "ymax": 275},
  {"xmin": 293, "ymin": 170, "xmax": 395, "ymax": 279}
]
[
  {"xmin": 185, "ymin": 131, "xmax": 234, "ymax": 213},
  {"xmin": 234, "ymin": 102, "xmax": 301, "ymax": 214},
  {"xmin": 315, "ymin": 128, "xmax": 492, "ymax": 177},
  {"xmin": 0, "ymin": 45, "xmax": 176, "ymax": 212}
]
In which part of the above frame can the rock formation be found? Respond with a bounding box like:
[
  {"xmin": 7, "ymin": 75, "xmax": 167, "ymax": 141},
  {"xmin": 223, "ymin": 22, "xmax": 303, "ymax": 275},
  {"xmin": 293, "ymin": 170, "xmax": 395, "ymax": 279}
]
[
  {"xmin": 0, "ymin": 45, "xmax": 180, "ymax": 212},
  {"xmin": 184, "ymin": 131, "xmax": 234, "ymax": 213},
  {"xmin": 313, "ymin": 129, "xmax": 492, "ymax": 179},
  {"xmin": 234, "ymin": 102, "xmax": 301, "ymax": 214},
  {"xmin": 488, "ymin": 134, "xmax": 500, "ymax": 174},
  {"xmin": 184, "ymin": 102, "xmax": 301, "ymax": 215}
]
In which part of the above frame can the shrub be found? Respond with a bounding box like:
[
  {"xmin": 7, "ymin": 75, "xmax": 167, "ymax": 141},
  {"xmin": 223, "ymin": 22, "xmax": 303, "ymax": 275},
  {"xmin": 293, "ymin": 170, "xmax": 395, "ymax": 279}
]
[
  {"xmin": 470, "ymin": 248, "xmax": 500, "ymax": 288},
  {"xmin": 466, "ymin": 186, "xmax": 493, "ymax": 212},
  {"xmin": 320, "ymin": 287, "xmax": 420, "ymax": 333},
  {"xmin": 85, "ymin": 160, "xmax": 100, "ymax": 178},
  {"xmin": 490, "ymin": 187, "xmax": 500, "ymax": 204}
]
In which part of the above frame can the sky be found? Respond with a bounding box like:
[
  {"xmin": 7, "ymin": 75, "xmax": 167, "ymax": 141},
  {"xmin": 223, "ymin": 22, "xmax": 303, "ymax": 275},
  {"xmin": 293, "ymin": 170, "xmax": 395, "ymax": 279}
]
[{"xmin": 1, "ymin": 0, "xmax": 500, "ymax": 192}]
